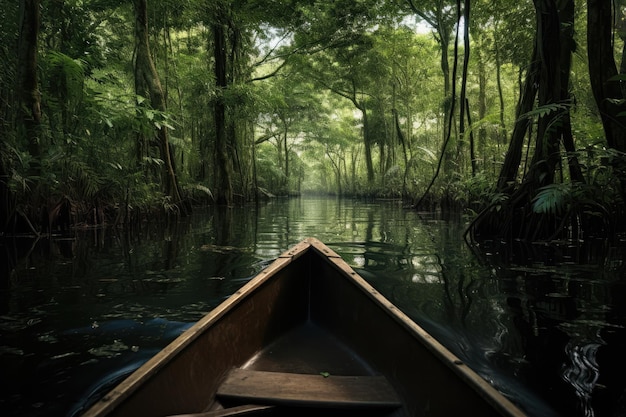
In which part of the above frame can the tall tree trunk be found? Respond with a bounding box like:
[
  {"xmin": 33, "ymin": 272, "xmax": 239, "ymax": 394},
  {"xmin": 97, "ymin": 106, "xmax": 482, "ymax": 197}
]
[
  {"xmin": 457, "ymin": 0, "xmax": 471, "ymax": 175},
  {"xmin": 587, "ymin": 0, "xmax": 626, "ymax": 198},
  {"xmin": 527, "ymin": 0, "xmax": 562, "ymax": 188},
  {"xmin": 18, "ymin": 0, "xmax": 41, "ymax": 177},
  {"xmin": 392, "ymin": 109, "xmax": 410, "ymax": 196},
  {"xmin": 351, "ymin": 147, "xmax": 359, "ymax": 194},
  {"xmin": 617, "ymin": 1, "xmax": 626, "ymax": 98},
  {"xmin": 476, "ymin": 45, "xmax": 487, "ymax": 168},
  {"xmin": 16, "ymin": 0, "xmax": 42, "ymax": 232},
  {"xmin": 284, "ymin": 131, "xmax": 289, "ymax": 191},
  {"xmin": 466, "ymin": 99, "xmax": 477, "ymax": 176},
  {"xmin": 0, "ymin": 148, "xmax": 9, "ymax": 232},
  {"xmin": 439, "ymin": 26, "xmax": 455, "ymax": 175},
  {"xmin": 406, "ymin": 0, "xmax": 455, "ymax": 177},
  {"xmin": 557, "ymin": 0, "xmax": 584, "ymax": 183},
  {"xmin": 213, "ymin": 15, "xmax": 233, "ymax": 205},
  {"xmin": 362, "ymin": 108, "xmax": 375, "ymax": 184},
  {"xmin": 497, "ymin": 47, "xmax": 539, "ymax": 191},
  {"xmin": 471, "ymin": 0, "xmax": 576, "ymax": 242},
  {"xmin": 588, "ymin": 0, "xmax": 626, "ymax": 152},
  {"xmin": 495, "ymin": 0, "xmax": 575, "ymax": 193},
  {"xmin": 134, "ymin": 0, "xmax": 186, "ymax": 213},
  {"xmin": 494, "ymin": 20, "xmax": 508, "ymax": 146}
]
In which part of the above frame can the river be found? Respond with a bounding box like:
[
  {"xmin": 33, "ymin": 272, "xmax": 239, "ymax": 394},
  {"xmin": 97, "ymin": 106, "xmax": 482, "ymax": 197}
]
[{"xmin": 1, "ymin": 197, "xmax": 624, "ymax": 417}]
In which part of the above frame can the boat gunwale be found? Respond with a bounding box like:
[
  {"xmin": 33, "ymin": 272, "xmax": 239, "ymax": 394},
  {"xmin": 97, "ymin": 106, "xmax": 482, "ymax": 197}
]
[
  {"xmin": 82, "ymin": 240, "xmax": 312, "ymax": 416},
  {"xmin": 306, "ymin": 238, "xmax": 525, "ymax": 417}
]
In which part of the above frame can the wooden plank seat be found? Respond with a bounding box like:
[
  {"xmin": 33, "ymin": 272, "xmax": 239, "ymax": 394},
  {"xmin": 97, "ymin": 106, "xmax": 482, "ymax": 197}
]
[{"xmin": 216, "ymin": 368, "xmax": 402, "ymax": 409}]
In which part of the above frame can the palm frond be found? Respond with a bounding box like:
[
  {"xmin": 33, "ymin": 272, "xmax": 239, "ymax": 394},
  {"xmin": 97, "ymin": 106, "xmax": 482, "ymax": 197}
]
[
  {"xmin": 519, "ymin": 101, "xmax": 571, "ymax": 121},
  {"xmin": 63, "ymin": 159, "xmax": 104, "ymax": 199},
  {"xmin": 44, "ymin": 51, "xmax": 86, "ymax": 103},
  {"xmin": 187, "ymin": 183, "xmax": 214, "ymax": 199},
  {"xmin": 532, "ymin": 183, "xmax": 570, "ymax": 215}
]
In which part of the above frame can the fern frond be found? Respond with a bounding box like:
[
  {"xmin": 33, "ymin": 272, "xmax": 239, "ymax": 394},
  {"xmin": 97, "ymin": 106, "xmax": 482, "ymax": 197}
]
[
  {"xmin": 415, "ymin": 146, "xmax": 437, "ymax": 163},
  {"xmin": 44, "ymin": 51, "xmax": 85, "ymax": 103},
  {"xmin": 64, "ymin": 159, "xmax": 104, "ymax": 199},
  {"xmin": 532, "ymin": 183, "xmax": 570, "ymax": 215},
  {"xmin": 142, "ymin": 156, "xmax": 165, "ymax": 167},
  {"xmin": 519, "ymin": 101, "xmax": 572, "ymax": 121},
  {"xmin": 188, "ymin": 184, "xmax": 213, "ymax": 199}
]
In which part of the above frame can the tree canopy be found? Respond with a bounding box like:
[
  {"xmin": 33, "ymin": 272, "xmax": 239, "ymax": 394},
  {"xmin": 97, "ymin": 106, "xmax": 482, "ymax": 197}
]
[{"xmin": 1, "ymin": 0, "xmax": 625, "ymax": 245}]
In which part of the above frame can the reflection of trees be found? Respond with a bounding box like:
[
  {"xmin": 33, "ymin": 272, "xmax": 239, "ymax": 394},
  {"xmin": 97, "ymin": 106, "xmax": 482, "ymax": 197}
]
[
  {"xmin": 414, "ymin": 218, "xmax": 618, "ymax": 417},
  {"xmin": 506, "ymin": 294, "xmax": 576, "ymax": 416},
  {"xmin": 437, "ymin": 218, "xmax": 475, "ymax": 328},
  {"xmin": 561, "ymin": 326, "xmax": 604, "ymax": 417},
  {"xmin": 503, "ymin": 267, "xmax": 622, "ymax": 417},
  {"xmin": 441, "ymin": 257, "xmax": 472, "ymax": 326}
]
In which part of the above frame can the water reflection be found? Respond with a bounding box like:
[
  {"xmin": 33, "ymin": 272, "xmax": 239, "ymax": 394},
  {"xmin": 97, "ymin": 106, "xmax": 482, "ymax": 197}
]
[
  {"xmin": 484, "ymin": 240, "xmax": 626, "ymax": 417},
  {"xmin": 0, "ymin": 197, "xmax": 625, "ymax": 416},
  {"xmin": 561, "ymin": 324, "xmax": 604, "ymax": 417}
]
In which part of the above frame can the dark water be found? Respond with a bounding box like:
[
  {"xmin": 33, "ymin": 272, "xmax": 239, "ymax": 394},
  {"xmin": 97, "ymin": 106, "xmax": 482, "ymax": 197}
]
[{"xmin": 1, "ymin": 197, "xmax": 625, "ymax": 417}]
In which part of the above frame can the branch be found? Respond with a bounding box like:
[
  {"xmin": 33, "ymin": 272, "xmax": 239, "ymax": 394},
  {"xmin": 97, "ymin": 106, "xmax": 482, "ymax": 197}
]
[
  {"xmin": 248, "ymin": 59, "xmax": 289, "ymax": 83},
  {"xmin": 255, "ymin": 132, "xmax": 279, "ymax": 145},
  {"xmin": 413, "ymin": 0, "xmax": 462, "ymax": 209},
  {"xmin": 406, "ymin": 0, "xmax": 438, "ymax": 29},
  {"xmin": 251, "ymin": 30, "xmax": 293, "ymax": 68},
  {"xmin": 248, "ymin": 29, "xmax": 365, "ymax": 83}
]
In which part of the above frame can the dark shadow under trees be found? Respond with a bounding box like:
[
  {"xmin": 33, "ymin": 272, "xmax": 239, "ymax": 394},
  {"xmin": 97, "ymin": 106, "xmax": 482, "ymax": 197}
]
[{"xmin": 466, "ymin": 0, "xmax": 626, "ymax": 246}]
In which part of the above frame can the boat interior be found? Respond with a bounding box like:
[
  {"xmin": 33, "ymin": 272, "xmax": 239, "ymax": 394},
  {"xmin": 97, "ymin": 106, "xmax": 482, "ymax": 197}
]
[
  {"xmin": 169, "ymin": 322, "xmax": 405, "ymax": 417},
  {"xmin": 84, "ymin": 240, "xmax": 520, "ymax": 417}
]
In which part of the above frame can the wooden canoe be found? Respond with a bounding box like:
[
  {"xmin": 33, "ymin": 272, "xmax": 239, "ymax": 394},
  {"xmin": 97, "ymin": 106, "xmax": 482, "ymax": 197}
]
[{"xmin": 81, "ymin": 238, "xmax": 526, "ymax": 417}]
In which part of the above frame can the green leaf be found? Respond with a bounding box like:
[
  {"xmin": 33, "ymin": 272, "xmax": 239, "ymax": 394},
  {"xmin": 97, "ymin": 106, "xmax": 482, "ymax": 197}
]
[
  {"xmin": 519, "ymin": 102, "xmax": 571, "ymax": 121},
  {"xmin": 531, "ymin": 184, "xmax": 570, "ymax": 215},
  {"xmin": 143, "ymin": 157, "xmax": 164, "ymax": 167},
  {"xmin": 415, "ymin": 146, "xmax": 436, "ymax": 162},
  {"xmin": 188, "ymin": 184, "xmax": 213, "ymax": 199},
  {"xmin": 608, "ymin": 74, "xmax": 626, "ymax": 82},
  {"xmin": 606, "ymin": 98, "xmax": 626, "ymax": 106}
]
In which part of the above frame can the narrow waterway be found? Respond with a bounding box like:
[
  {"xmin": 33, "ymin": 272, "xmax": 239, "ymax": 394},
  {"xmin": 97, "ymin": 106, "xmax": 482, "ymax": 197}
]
[{"xmin": 1, "ymin": 197, "xmax": 624, "ymax": 416}]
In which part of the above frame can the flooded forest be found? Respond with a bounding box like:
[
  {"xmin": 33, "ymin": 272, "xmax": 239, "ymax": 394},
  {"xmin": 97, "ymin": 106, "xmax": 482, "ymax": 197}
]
[
  {"xmin": 0, "ymin": 0, "xmax": 624, "ymax": 247},
  {"xmin": 2, "ymin": 0, "xmax": 626, "ymax": 416}
]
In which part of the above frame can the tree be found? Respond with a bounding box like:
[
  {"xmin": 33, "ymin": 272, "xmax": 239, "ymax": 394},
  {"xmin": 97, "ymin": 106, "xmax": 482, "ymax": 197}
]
[
  {"xmin": 203, "ymin": 0, "xmax": 310, "ymax": 204},
  {"xmin": 292, "ymin": 32, "xmax": 389, "ymax": 185},
  {"xmin": 6, "ymin": 0, "xmax": 626, "ymax": 238},
  {"xmin": 210, "ymin": 1, "xmax": 234, "ymax": 205},
  {"xmin": 587, "ymin": 0, "xmax": 626, "ymax": 198},
  {"xmin": 134, "ymin": 0, "xmax": 187, "ymax": 214},
  {"xmin": 406, "ymin": 0, "xmax": 458, "ymax": 171},
  {"xmin": 13, "ymin": 0, "xmax": 43, "ymax": 233},
  {"xmin": 467, "ymin": 0, "xmax": 579, "ymax": 242},
  {"xmin": 0, "ymin": 1, "xmax": 20, "ymax": 232},
  {"xmin": 465, "ymin": 0, "xmax": 626, "ymax": 244},
  {"xmin": 17, "ymin": 0, "xmax": 42, "ymax": 178}
]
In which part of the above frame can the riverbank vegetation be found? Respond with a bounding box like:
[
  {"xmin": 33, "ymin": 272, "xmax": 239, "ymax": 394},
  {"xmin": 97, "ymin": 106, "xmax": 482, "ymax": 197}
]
[{"xmin": 1, "ymin": 0, "xmax": 625, "ymax": 248}]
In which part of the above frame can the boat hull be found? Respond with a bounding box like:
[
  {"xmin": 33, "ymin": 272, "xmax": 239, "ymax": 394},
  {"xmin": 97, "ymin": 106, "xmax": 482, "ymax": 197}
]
[{"xmin": 82, "ymin": 238, "xmax": 525, "ymax": 417}]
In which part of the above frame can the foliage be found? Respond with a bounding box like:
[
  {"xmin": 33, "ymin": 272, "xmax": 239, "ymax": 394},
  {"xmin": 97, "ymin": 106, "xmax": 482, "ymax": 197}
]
[
  {"xmin": 1, "ymin": 0, "xmax": 625, "ymax": 239},
  {"xmin": 531, "ymin": 183, "xmax": 572, "ymax": 215}
]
